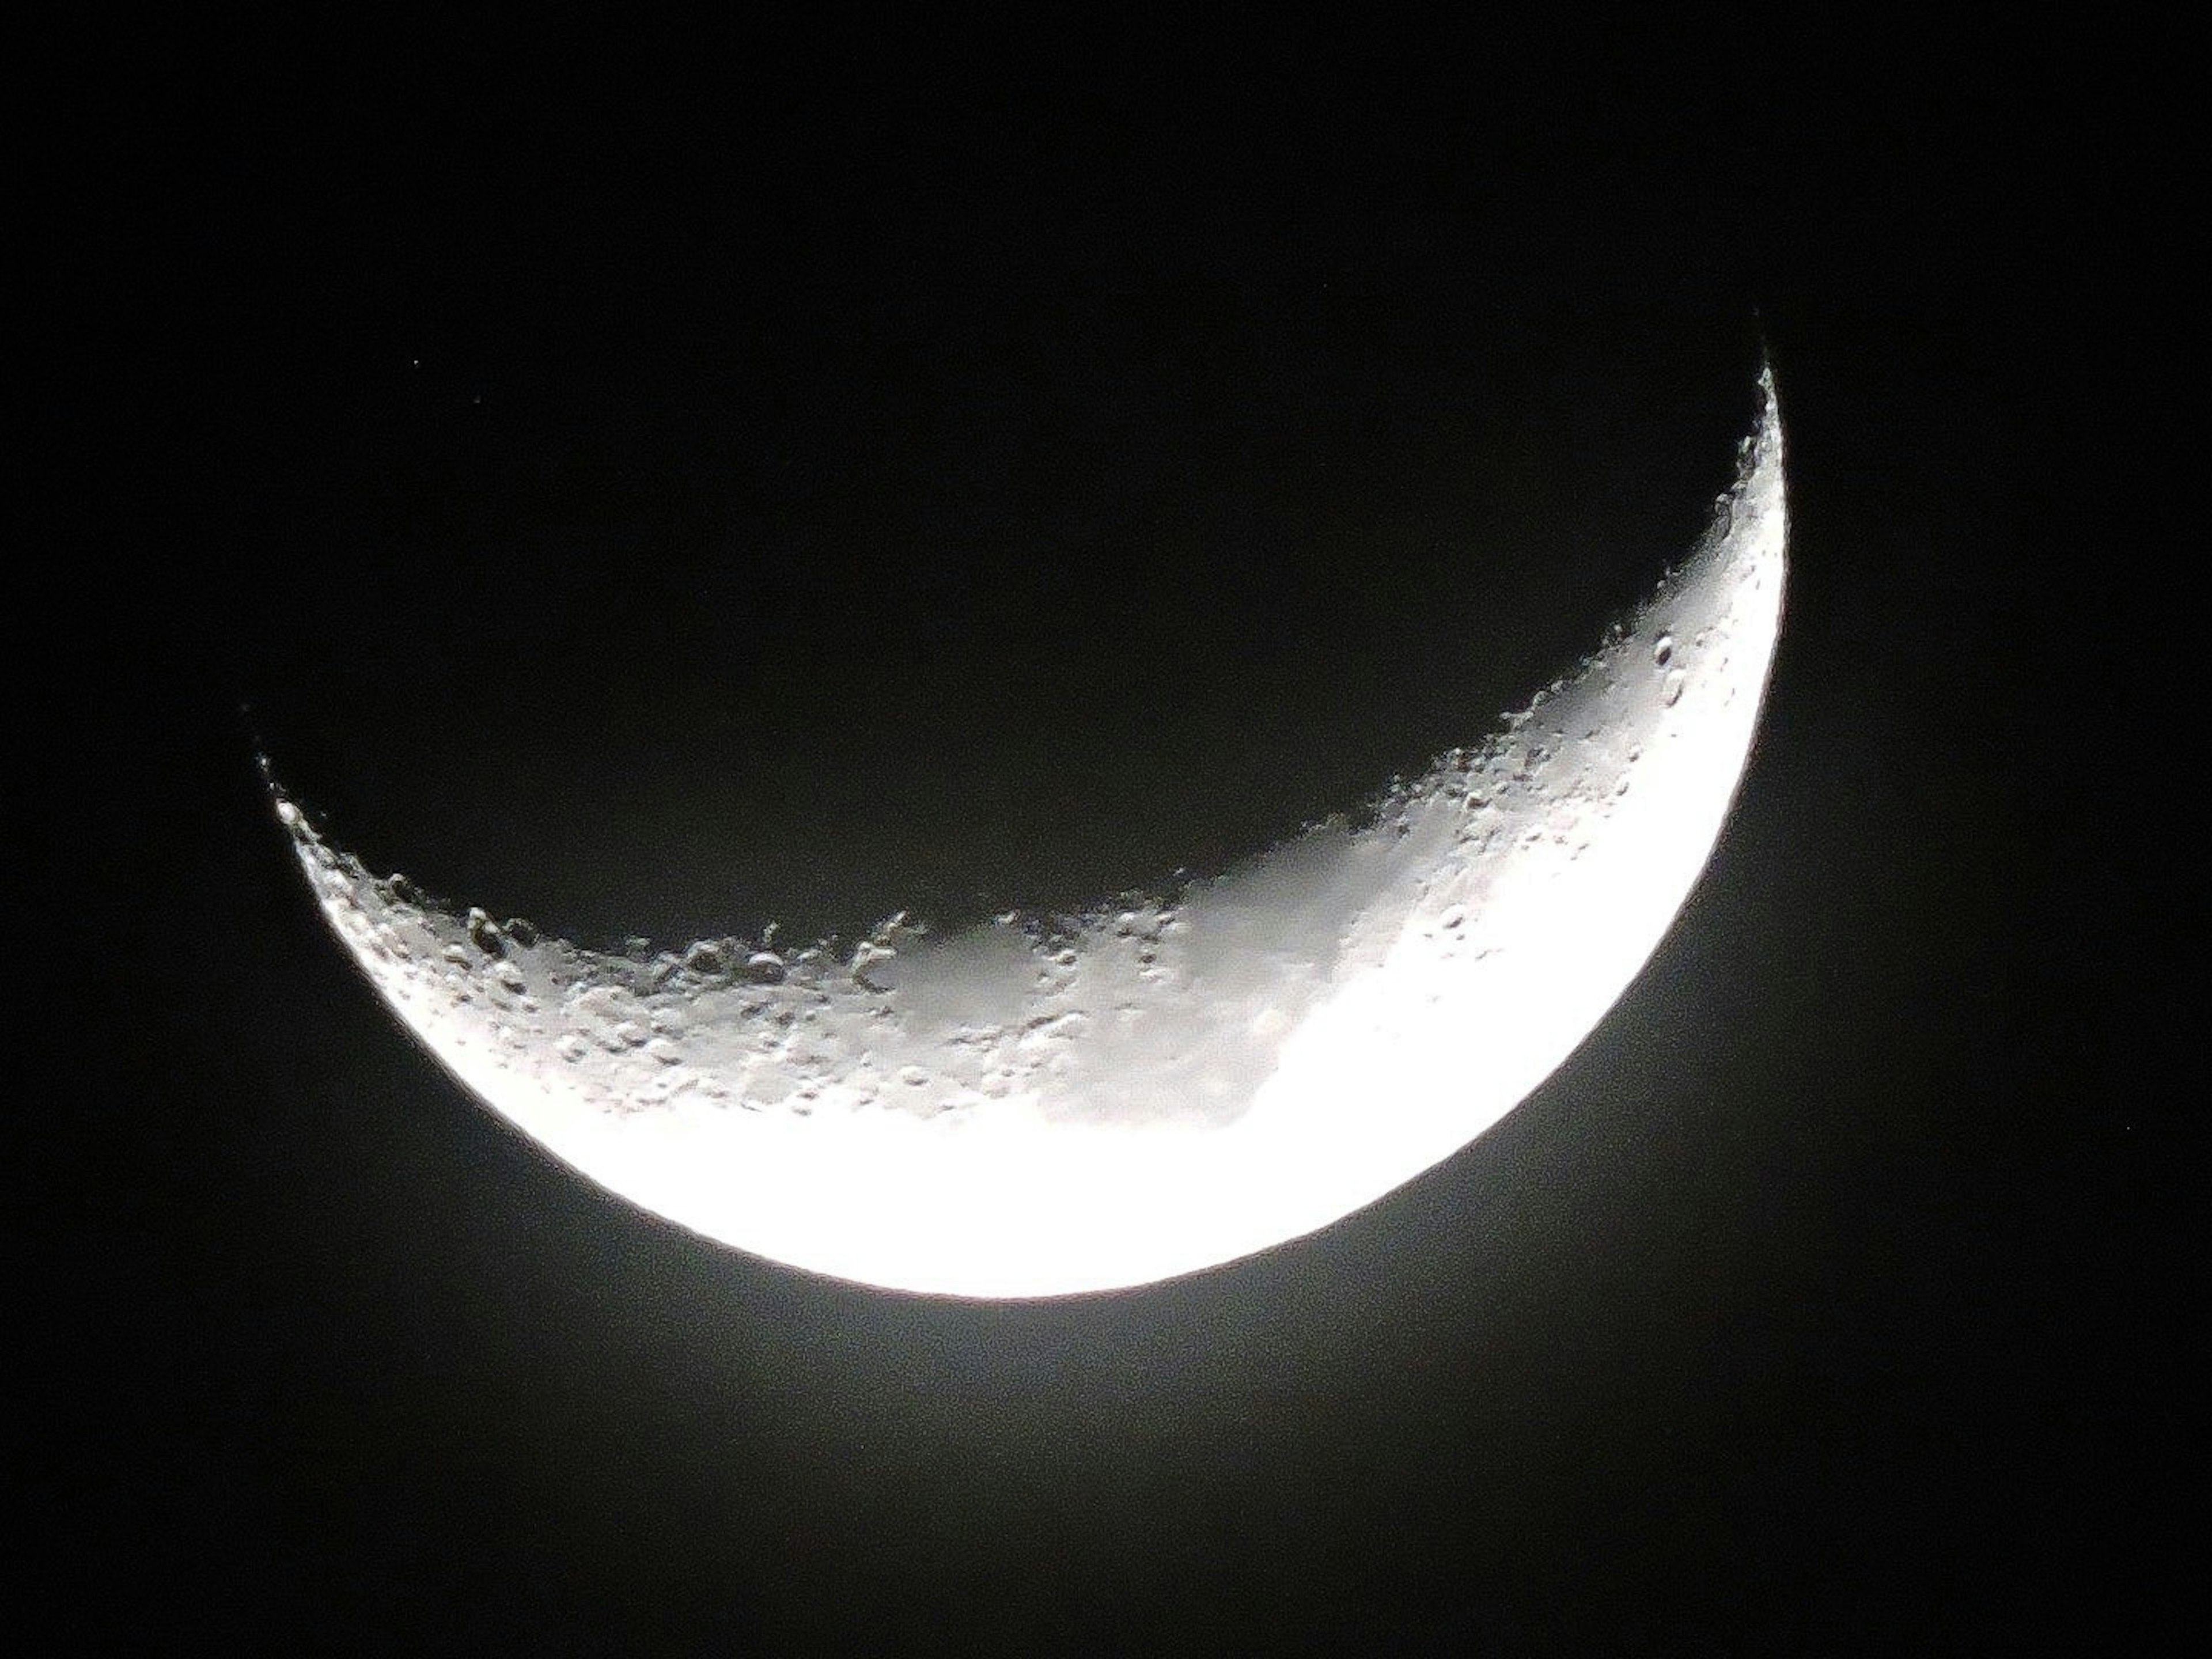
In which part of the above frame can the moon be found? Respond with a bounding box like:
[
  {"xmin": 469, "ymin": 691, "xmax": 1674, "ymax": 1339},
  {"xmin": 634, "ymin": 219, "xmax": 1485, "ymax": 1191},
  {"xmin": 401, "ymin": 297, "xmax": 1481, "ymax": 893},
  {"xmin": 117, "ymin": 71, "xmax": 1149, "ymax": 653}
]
[{"xmin": 272, "ymin": 364, "xmax": 1787, "ymax": 1299}]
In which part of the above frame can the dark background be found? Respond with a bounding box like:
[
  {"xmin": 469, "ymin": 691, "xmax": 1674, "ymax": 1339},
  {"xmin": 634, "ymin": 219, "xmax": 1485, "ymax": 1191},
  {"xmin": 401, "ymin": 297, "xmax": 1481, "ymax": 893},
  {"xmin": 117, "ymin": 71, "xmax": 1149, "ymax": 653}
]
[{"xmin": 26, "ymin": 17, "xmax": 2187, "ymax": 1653}]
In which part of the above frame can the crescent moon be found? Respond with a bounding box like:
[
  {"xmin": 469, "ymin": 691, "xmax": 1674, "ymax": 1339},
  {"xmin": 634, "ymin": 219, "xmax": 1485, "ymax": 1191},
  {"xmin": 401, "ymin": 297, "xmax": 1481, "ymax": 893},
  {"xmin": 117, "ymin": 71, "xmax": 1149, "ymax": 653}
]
[{"xmin": 273, "ymin": 365, "xmax": 1787, "ymax": 1298}]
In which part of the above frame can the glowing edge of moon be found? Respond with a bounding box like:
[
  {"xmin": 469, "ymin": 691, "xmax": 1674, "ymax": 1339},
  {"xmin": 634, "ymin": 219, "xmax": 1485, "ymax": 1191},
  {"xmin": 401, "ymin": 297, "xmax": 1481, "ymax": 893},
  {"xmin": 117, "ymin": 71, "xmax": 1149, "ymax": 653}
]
[{"xmin": 275, "ymin": 366, "xmax": 1786, "ymax": 1298}]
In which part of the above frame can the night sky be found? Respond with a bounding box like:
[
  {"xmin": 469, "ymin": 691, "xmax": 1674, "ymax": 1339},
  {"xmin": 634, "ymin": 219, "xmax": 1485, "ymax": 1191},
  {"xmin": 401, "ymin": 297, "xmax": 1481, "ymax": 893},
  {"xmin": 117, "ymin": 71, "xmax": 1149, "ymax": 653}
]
[{"xmin": 28, "ymin": 19, "xmax": 2184, "ymax": 1653}]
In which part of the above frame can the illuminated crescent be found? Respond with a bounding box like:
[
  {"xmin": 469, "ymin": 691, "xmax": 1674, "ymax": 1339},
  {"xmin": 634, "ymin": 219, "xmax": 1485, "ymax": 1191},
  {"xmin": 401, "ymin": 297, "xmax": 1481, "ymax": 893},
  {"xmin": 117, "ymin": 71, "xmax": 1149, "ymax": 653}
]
[{"xmin": 274, "ymin": 365, "xmax": 1787, "ymax": 1297}]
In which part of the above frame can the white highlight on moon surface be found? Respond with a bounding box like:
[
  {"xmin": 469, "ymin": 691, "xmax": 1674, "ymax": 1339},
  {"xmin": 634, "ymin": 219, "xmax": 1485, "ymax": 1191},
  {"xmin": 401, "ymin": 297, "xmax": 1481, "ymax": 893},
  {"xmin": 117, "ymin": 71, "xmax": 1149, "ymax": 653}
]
[{"xmin": 274, "ymin": 366, "xmax": 1787, "ymax": 1298}]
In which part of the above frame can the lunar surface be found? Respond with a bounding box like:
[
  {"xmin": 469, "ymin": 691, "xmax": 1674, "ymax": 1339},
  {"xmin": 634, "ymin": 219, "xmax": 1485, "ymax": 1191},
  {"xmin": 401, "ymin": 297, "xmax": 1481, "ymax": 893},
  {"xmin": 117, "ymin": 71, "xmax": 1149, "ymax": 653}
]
[{"xmin": 272, "ymin": 365, "xmax": 1787, "ymax": 1298}]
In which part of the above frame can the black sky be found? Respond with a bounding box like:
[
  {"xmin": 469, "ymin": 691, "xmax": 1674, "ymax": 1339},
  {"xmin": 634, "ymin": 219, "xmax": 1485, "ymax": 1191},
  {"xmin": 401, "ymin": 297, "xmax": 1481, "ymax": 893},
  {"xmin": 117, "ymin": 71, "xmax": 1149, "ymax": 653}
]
[{"xmin": 25, "ymin": 18, "xmax": 2186, "ymax": 1654}]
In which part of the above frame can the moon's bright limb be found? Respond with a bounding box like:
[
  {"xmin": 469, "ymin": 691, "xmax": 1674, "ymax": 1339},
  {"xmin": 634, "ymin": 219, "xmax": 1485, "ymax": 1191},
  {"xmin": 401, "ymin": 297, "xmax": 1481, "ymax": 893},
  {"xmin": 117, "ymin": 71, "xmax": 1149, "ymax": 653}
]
[{"xmin": 274, "ymin": 366, "xmax": 1786, "ymax": 1298}]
